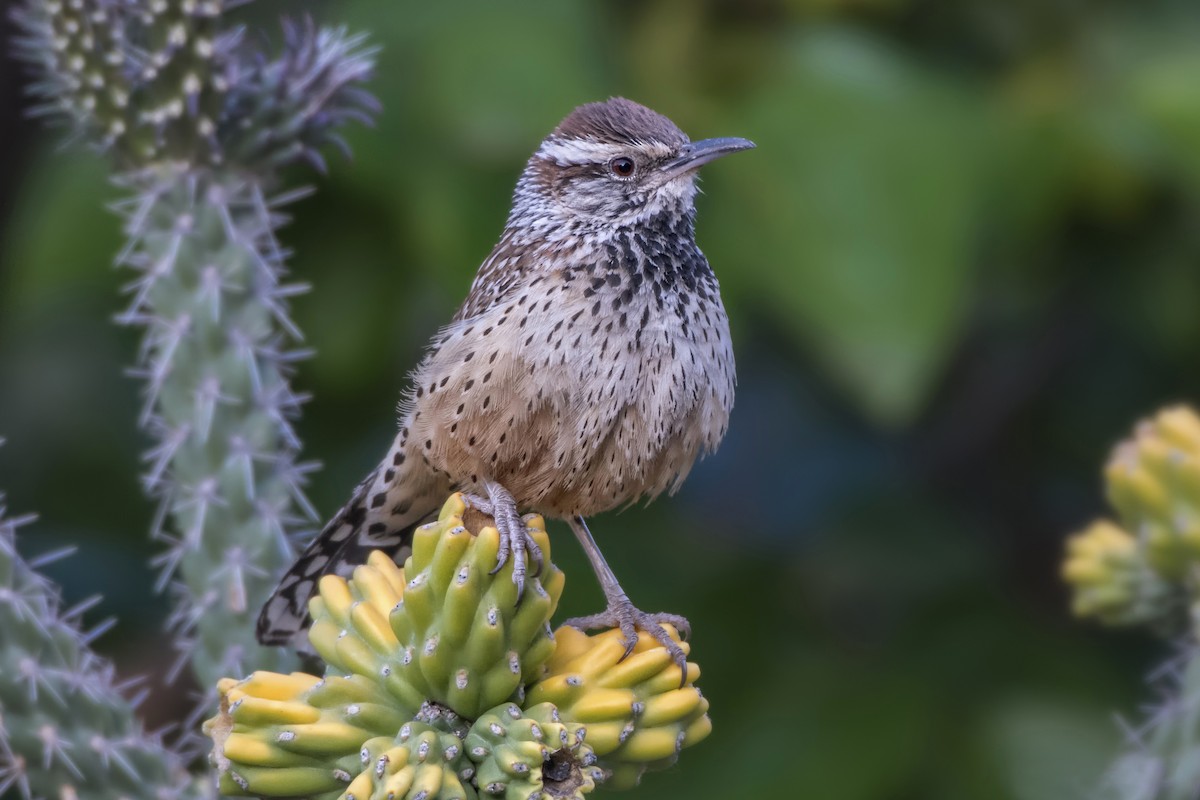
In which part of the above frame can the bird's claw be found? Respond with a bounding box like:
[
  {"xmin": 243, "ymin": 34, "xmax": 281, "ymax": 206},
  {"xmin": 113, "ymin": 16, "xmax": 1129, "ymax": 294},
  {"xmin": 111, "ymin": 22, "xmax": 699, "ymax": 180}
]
[
  {"xmin": 565, "ymin": 601, "xmax": 692, "ymax": 683},
  {"xmin": 463, "ymin": 487, "xmax": 543, "ymax": 603}
]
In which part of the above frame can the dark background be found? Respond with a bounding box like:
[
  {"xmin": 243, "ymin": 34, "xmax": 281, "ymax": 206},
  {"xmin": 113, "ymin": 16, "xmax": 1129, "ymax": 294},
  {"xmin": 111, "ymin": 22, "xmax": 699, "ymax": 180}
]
[{"xmin": 3, "ymin": 1, "xmax": 1200, "ymax": 797}]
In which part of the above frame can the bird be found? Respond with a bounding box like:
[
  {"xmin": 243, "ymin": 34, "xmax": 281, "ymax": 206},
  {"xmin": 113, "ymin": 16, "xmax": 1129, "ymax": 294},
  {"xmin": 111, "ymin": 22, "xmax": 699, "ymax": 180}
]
[{"xmin": 257, "ymin": 97, "xmax": 753, "ymax": 673}]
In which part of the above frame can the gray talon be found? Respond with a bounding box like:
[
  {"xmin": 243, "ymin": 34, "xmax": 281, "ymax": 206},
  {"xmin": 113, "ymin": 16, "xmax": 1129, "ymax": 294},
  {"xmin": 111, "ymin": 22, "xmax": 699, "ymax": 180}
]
[{"xmin": 473, "ymin": 482, "xmax": 535, "ymax": 603}]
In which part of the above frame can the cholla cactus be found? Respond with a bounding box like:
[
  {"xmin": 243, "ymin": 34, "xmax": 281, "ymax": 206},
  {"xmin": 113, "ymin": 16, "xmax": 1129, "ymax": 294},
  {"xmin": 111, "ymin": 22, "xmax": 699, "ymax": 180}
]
[
  {"xmin": 10, "ymin": 0, "xmax": 377, "ymax": 693},
  {"xmin": 1063, "ymin": 406, "xmax": 1200, "ymax": 798},
  {"xmin": 206, "ymin": 495, "xmax": 712, "ymax": 798},
  {"xmin": 0, "ymin": 476, "xmax": 194, "ymax": 799}
]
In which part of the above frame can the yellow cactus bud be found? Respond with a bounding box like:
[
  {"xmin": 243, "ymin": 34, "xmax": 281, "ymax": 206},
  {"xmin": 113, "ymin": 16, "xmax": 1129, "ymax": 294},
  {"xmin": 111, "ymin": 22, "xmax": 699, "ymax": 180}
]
[
  {"xmin": 1105, "ymin": 407, "xmax": 1200, "ymax": 578},
  {"xmin": 1155, "ymin": 406, "xmax": 1200, "ymax": 452},
  {"xmin": 205, "ymin": 671, "xmax": 409, "ymax": 797},
  {"xmin": 331, "ymin": 725, "xmax": 474, "ymax": 800},
  {"xmin": 1062, "ymin": 520, "xmax": 1174, "ymax": 624}
]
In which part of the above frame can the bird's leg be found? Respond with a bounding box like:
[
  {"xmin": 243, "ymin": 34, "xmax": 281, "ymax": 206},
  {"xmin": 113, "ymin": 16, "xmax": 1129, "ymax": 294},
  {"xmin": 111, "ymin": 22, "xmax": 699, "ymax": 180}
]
[
  {"xmin": 563, "ymin": 515, "xmax": 691, "ymax": 677},
  {"xmin": 462, "ymin": 481, "xmax": 543, "ymax": 601}
]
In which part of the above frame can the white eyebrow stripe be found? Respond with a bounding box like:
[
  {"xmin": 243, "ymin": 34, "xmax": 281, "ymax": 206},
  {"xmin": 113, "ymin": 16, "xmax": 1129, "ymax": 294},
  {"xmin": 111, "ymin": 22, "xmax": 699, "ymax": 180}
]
[
  {"xmin": 538, "ymin": 139, "xmax": 623, "ymax": 165},
  {"xmin": 537, "ymin": 138, "xmax": 677, "ymax": 165}
]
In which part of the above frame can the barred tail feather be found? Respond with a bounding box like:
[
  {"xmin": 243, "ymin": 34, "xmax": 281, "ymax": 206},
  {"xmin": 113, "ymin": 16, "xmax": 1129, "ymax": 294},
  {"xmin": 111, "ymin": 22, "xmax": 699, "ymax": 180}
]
[{"xmin": 256, "ymin": 434, "xmax": 444, "ymax": 647}]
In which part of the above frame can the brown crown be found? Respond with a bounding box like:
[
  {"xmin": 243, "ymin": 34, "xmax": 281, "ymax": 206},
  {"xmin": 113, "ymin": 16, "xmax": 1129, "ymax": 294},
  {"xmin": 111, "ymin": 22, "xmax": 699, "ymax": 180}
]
[{"xmin": 550, "ymin": 97, "xmax": 688, "ymax": 148}]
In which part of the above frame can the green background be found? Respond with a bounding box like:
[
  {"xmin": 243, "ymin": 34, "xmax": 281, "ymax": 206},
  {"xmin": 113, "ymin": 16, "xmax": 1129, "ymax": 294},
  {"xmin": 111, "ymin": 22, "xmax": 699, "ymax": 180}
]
[{"xmin": 3, "ymin": 1, "xmax": 1200, "ymax": 797}]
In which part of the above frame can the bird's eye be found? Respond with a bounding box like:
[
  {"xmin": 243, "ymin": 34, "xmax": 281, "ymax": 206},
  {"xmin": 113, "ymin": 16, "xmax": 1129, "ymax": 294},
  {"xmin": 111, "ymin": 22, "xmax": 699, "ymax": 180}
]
[{"xmin": 609, "ymin": 157, "xmax": 635, "ymax": 177}]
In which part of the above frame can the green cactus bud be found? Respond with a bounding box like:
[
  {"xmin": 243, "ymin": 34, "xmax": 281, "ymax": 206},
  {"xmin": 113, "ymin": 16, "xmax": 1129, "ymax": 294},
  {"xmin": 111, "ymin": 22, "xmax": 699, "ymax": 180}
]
[
  {"xmin": 525, "ymin": 626, "xmax": 710, "ymax": 788},
  {"xmin": 464, "ymin": 702, "xmax": 601, "ymax": 800},
  {"xmin": 387, "ymin": 495, "xmax": 564, "ymax": 719},
  {"xmin": 205, "ymin": 670, "xmax": 408, "ymax": 797},
  {"xmin": 307, "ymin": 551, "xmax": 425, "ymax": 717},
  {"xmin": 306, "ymin": 496, "xmax": 565, "ymax": 721},
  {"xmin": 335, "ymin": 723, "xmax": 476, "ymax": 800},
  {"xmin": 1062, "ymin": 520, "xmax": 1178, "ymax": 625}
]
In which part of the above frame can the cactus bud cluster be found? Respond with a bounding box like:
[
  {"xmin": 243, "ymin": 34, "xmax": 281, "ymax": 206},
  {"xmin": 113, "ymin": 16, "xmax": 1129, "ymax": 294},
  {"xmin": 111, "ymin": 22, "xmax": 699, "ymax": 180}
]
[
  {"xmin": 1105, "ymin": 407, "xmax": 1200, "ymax": 580},
  {"xmin": 1062, "ymin": 406, "xmax": 1200, "ymax": 628},
  {"xmin": 527, "ymin": 626, "xmax": 711, "ymax": 789},
  {"xmin": 206, "ymin": 671, "xmax": 407, "ymax": 797},
  {"xmin": 207, "ymin": 493, "xmax": 711, "ymax": 797}
]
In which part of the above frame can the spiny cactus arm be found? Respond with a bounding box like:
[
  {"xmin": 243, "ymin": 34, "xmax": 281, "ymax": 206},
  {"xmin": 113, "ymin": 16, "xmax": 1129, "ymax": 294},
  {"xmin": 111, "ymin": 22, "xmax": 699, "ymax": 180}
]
[
  {"xmin": 10, "ymin": 0, "xmax": 379, "ymax": 692},
  {"xmin": 0, "ymin": 480, "xmax": 198, "ymax": 800},
  {"xmin": 120, "ymin": 168, "xmax": 320, "ymax": 689}
]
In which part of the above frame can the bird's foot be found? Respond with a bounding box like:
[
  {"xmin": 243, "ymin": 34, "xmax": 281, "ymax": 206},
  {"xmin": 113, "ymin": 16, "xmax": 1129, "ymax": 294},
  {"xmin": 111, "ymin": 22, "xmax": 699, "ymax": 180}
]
[
  {"xmin": 463, "ymin": 482, "xmax": 543, "ymax": 602},
  {"xmin": 565, "ymin": 599, "xmax": 692, "ymax": 680}
]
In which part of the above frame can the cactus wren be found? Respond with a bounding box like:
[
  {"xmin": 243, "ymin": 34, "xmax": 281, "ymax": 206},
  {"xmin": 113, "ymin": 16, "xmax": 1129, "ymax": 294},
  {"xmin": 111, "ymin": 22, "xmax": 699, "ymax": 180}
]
[{"xmin": 258, "ymin": 97, "xmax": 753, "ymax": 671}]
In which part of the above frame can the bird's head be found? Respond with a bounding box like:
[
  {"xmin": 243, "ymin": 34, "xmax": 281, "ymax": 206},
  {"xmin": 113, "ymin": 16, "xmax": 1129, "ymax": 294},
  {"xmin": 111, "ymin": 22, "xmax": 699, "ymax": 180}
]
[{"xmin": 513, "ymin": 97, "xmax": 754, "ymax": 230}]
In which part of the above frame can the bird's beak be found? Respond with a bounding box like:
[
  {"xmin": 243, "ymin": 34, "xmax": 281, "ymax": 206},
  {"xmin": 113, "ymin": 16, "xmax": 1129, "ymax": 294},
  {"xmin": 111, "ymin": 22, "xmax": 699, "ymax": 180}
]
[{"xmin": 661, "ymin": 137, "xmax": 756, "ymax": 177}]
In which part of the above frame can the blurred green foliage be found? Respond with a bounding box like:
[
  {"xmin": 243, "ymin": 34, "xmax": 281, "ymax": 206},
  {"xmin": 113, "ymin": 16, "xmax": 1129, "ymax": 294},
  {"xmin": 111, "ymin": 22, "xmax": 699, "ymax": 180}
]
[{"xmin": 3, "ymin": 0, "xmax": 1200, "ymax": 797}]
